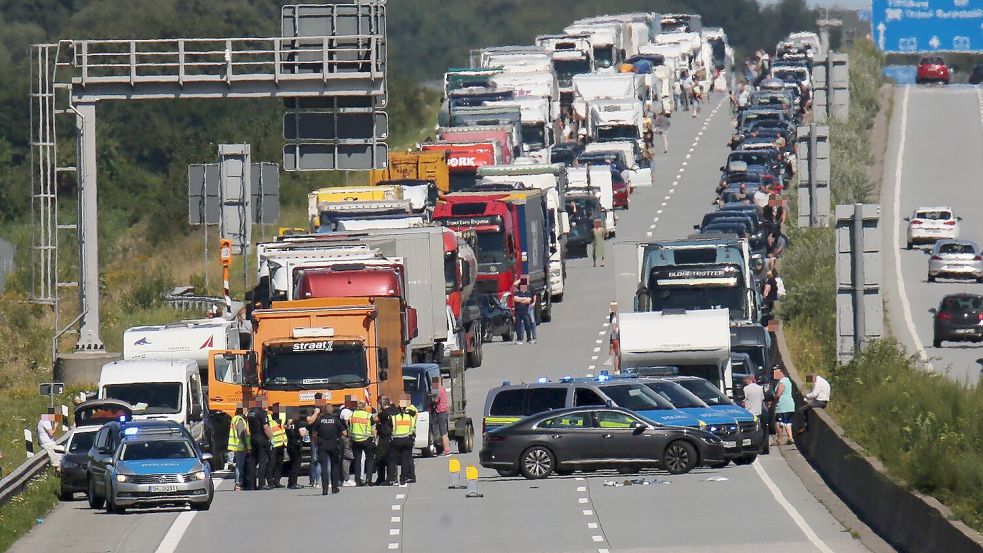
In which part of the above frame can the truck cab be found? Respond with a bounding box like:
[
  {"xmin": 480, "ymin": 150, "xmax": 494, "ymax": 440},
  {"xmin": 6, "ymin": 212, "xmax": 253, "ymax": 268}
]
[{"xmin": 402, "ymin": 361, "xmax": 474, "ymax": 456}]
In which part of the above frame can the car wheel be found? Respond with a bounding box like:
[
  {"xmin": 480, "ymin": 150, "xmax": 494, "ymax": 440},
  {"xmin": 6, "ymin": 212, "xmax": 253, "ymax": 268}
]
[
  {"xmin": 977, "ymin": 276, "xmax": 982, "ymax": 284},
  {"xmin": 906, "ymin": 241, "xmax": 913, "ymax": 250},
  {"xmin": 191, "ymin": 500, "xmax": 211, "ymax": 511},
  {"xmin": 501, "ymin": 322, "xmax": 515, "ymax": 342},
  {"xmin": 496, "ymin": 468, "xmax": 519, "ymax": 478},
  {"xmin": 457, "ymin": 423, "xmax": 474, "ymax": 454},
  {"xmin": 933, "ymin": 337, "xmax": 942, "ymax": 348},
  {"xmin": 519, "ymin": 446, "xmax": 555, "ymax": 479},
  {"xmin": 105, "ymin": 488, "xmax": 124, "ymax": 514},
  {"xmin": 59, "ymin": 487, "xmax": 73, "ymax": 502},
  {"xmin": 552, "ymin": 292, "xmax": 563, "ymax": 304},
  {"xmin": 662, "ymin": 440, "xmax": 698, "ymax": 475},
  {"xmin": 927, "ymin": 274, "xmax": 936, "ymax": 282},
  {"xmin": 87, "ymin": 478, "xmax": 104, "ymax": 510},
  {"xmin": 734, "ymin": 455, "xmax": 757, "ymax": 466}
]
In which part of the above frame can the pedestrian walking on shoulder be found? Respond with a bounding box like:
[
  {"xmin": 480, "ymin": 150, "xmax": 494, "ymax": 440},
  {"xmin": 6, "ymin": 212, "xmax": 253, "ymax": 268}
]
[
  {"xmin": 741, "ymin": 376, "xmax": 769, "ymax": 455},
  {"xmin": 283, "ymin": 415, "xmax": 304, "ymax": 489},
  {"xmin": 374, "ymin": 396, "xmax": 398, "ymax": 485},
  {"xmin": 348, "ymin": 399, "xmax": 377, "ymax": 486},
  {"xmin": 227, "ymin": 404, "xmax": 250, "ymax": 490},
  {"xmin": 307, "ymin": 399, "xmax": 346, "ymax": 495},
  {"xmin": 389, "ymin": 396, "xmax": 418, "ymax": 485},
  {"xmin": 591, "ymin": 219, "xmax": 605, "ymax": 267},
  {"xmin": 513, "ymin": 282, "xmax": 537, "ymax": 344},
  {"xmin": 773, "ymin": 367, "xmax": 795, "ymax": 446},
  {"xmin": 38, "ymin": 409, "xmax": 62, "ymax": 470},
  {"xmin": 247, "ymin": 398, "xmax": 274, "ymax": 490},
  {"xmin": 433, "ymin": 375, "xmax": 452, "ymax": 456},
  {"xmin": 795, "ymin": 373, "xmax": 830, "ymax": 434}
]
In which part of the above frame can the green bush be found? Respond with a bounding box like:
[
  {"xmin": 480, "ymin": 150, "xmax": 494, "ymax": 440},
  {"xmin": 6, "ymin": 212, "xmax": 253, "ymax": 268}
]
[{"xmin": 122, "ymin": 273, "xmax": 174, "ymax": 311}]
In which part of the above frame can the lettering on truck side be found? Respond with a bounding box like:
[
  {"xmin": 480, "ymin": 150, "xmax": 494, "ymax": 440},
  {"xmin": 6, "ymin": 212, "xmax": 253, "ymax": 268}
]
[
  {"xmin": 448, "ymin": 157, "xmax": 478, "ymax": 167},
  {"xmin": 292, "ymin": 341, "xmax": 334, "ymax": 351}
]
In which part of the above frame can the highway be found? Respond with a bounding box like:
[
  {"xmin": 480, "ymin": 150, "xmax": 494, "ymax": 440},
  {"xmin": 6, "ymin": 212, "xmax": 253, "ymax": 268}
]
[
  {"xmin": 10, "ymin": 94, "xmax": 867, "ymax": 553},
  {"xmin": 882, "ymin": 85, "xmax": 983, "ymax": 384}
]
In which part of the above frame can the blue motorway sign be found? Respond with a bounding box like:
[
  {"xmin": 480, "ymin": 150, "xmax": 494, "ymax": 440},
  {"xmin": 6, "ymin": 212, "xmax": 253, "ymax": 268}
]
[{"xmin": 871, "ymin": 0, "xmax": 983, "ymax": 53}]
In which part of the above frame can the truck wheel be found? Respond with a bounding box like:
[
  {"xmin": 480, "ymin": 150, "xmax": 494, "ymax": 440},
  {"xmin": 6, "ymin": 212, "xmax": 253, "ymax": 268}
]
[
  {"xmin": 540, "ymin": 296, "xmax": 552, "ymax": 323},
  {"xmin": 457, "ymin": 423, "xmax": 474, "ymax": 454},
  {"xmin": 500, "ymin": 321, "xmax": 515, "ymax": 342},
  {"xmin": 552, "ymin": 292, "xmax": 564, "ymax": 303},
  {"xmin": 466, "ymin": 329, "xmax": 483, "ymax": 368}
]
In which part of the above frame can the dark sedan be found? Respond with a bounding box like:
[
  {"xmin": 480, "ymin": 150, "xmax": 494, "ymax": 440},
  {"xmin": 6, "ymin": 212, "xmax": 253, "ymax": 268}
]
[
  {"xmin": 932, "ymin": 294, "xmax": 983, "ymax": 347},
  {"xmin": 60, "ymin": 399, "xmax": 133, "ymax": 500},
  {"xmin": 479, "ymin": 406, "xmax": 725, "ymax": 479},
  {"xmin": 478, "ymin": 294, "xmax": 515, "ymax": 342}
]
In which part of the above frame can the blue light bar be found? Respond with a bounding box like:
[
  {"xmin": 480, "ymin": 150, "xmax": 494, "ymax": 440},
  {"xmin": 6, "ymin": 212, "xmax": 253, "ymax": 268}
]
[
  {"xmin": 123, "ymin": 427, "xmax": 139, "ymax": 436},
  {"xmin": 559, "ymin": 375, "xmax": 574, "ymax": 383},
  {"xmin": 502, "ymin": 380, "xmax": 511, "ymax": 386},
  {"xmin": 536, "ymin": 377, "xmax": 549, "ymax": 384}
]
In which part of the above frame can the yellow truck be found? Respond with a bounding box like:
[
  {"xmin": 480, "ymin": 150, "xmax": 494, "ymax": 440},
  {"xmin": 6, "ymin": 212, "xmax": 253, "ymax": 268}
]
[
  {"xmin": 368, "ymin": 150, "xmax": 451, "ymax": 193},
  {"xmin": 307, "ymin": 185, "xmax": 403, "ymax": 229}
]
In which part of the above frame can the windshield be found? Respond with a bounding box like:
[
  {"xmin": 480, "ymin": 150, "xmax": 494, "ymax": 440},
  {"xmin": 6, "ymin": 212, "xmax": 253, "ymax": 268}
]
[
  {"xmin": 552, "ymin": 149, "xmax": 578, "ymax": 167},
  {"xmin": 602, "ymin": 384, "xmax": 675, "ymax": 411},
  {"xmin": 444, "ymin": 253, "xmax": 457, "ymax": 294},
  {"xmin": 675, "ymin": 364, "xmax": 725, "ymax": 387},
  {"xmin": 674, "ymin": 379, "xmax": 733, "ymax": 406},
  {"xmin": 594, "ymin": 47, "xmax": 614, "ymax": 69},
  {"xmin": 733, "ymin": 345, "xmax": 767, "ymax": 372},
  {"xmin": 596, "ymin": 126, "xmax": 639, "ymax": 142},
  {"xmin": 522, "ymin": 124, "xmax": 546, "ymax": 149},
  {"xmin": 449, "ymin": 173, "xmax": 478, "ymax": 192},
  {"xmin": 120, "ymin": 440, "xmax": 196, "ymax": 461},
  {"xmin": 554, "ymin": 59, "xmax": 591, "ymax": 82},
  {"xmin": 263, "ymin": 342, "xmax": 368, "ymax": 390},
  {"xmin": 730, "ymin": 152, "xmax": 772, "ymax": 166},
  {"xmin": 915, "ymin": 210, "xmax": 951, "ymax": 221},
  {"xmin": 475, "ymin": 230, "xmax": 509, "ymax": 265},
  {"xmin": 402, "ymin": 371, "xmax": 427, "ymax": 410},
  {"xmin": 103, "ymin": 383, "xmax": 182, "ymax": 415},
  {"xmin": 644, "ymin": 381, "xmax": 707, "ymax": 408},
  {"xmin": 773, "ymin": 69, "xmax": 803, "ymax": 82},
  {"xmin": 68, "ymin": 431, "xmax": 97, "ymax": 453},
  {"xmin": 647, "ymin": 285, "xmax": 748, "ymax": 319}
]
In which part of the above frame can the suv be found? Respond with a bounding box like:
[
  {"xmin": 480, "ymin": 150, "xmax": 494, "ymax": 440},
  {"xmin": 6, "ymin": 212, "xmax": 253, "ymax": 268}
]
[
  {"xmin": 916, "ymin": 56, "xmax": 950, "ymax": 85},
  {"xmin": 87, "ymin": 420, "xmax": 213, "ymax": 513},
  {"xmin": 906, "ymin": 206, "xmax": 959, "ymax": 249},
  {"xmin": 932, "ymin": 294, "xmax": 983, "ymax": 348}
]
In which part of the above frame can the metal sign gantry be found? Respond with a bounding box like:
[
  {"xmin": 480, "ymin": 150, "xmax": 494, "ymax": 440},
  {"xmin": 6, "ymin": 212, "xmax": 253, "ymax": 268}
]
[{"xmin": 835, "ymin": 204, "xmax": 883, "ymax": 363}]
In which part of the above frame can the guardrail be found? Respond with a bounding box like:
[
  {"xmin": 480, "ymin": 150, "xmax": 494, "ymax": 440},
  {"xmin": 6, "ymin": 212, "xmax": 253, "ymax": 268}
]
[{"xmin": 0, "ymin": 435, "xmax": 67, "ymax": 507}]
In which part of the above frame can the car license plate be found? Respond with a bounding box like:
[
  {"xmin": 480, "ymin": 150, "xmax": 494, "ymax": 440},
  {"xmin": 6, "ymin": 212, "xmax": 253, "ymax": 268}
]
[
  {"xmin": 723, "ymin": 441, "xmax": 737, "ymax": 448},
  {"xmin": 954, "ymin": 328, "xmax": 977, "ymax": 334},
  {"xmin": 149, "ymin": 485, "xmax": 177, "ymax": 493},
  {"xmin": 742, "ymin": 439, "xmax": 752, "ymax": 446}
]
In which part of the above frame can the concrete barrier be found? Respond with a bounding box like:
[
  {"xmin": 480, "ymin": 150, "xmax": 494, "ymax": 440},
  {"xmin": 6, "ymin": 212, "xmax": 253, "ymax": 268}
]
[
  {"xmin": 54, "ymin": 351, "xmax": 120, "ymax": 386},
  {"xmin": 776, "ymin": 326, "xmax": 983, "ymax": 553}
]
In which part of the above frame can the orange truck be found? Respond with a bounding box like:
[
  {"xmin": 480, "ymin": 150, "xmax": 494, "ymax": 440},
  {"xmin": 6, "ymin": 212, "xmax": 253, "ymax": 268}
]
[
  {"xmin": 368, "ymin": 150, "xmax": 451, "ymax": 193},
  {"xmin": 207, "ymin": 297, "xmax": 403, "ymax": 459}
]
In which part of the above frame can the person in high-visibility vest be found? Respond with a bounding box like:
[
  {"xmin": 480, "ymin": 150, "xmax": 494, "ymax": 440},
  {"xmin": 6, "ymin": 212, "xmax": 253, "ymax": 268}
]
[
  {"xmin": 227, "ymin": 404, "xmax": 251, "ymax": 491},
  {"xmin": 267, "ymin": 403, "xmax": 287, "ymax": 488},
  {"xmin": 348, "ymin": 399, "xmax": 377, "ymax": 486},
  {"xmin": 388, "ymin": 395, "xmax": 418, "ymax": 485}
]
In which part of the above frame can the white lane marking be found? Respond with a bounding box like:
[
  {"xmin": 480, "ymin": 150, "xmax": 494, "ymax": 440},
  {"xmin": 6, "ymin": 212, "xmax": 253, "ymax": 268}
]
[
  {"xmin": 681, "ymin": 161, "xmax": 688, "ymax": 166},
  {"xmin": 388, "ymin": 543, "xmax": 399, "ymax": 550},
  {"xmin": 889, "ymin": 87, "xmax": 931, "ymax": 366},
  {"xmin": 598, "ymin": 330, "xmax": 606, "ymax": 335},
  {"xmin": 753, "ymin": 462, "xmax": 835, "ymax": 553},
  {"xmin": 593, "ymin": 347, "xmax": 601, "ymax": 352},
  {"xmin": 592, "ymin": 536, "xmax": 605, "ymax": 542},
  {"xmin": 660, "ymin": 202, "xmax": 667, "ymax": 207},
  {"xmin": 602, "ymin": 322, "xmax": 610, "ymax": 327},
  {"xmin": 154, "ymin": 512, "xmax": 197, "ymax": 553},
  {"xmin": 588, "ymin": 522, "xmax": 599, "ymax": 529},
  {"xmin": 657, "ymin": 209, "xmax": 664, "ymax": 214},
  {"xmin": 582, "ymin": 509, "xmax": 594, "ymax": 515},
  {"xmin": 652, "ymin": 217, "xmax": 659, "ymax": 222},
  {"xmin": 577, "ymin": 486, "xmax": 587, "ymax": 491},
  {"xmin": 646, "ymin": 231, "xmax": 653, "ymax": 237},
  {"xmin": 664, "ymin": 195, "xmax": 671, "ymax": 200},
  {"xmin": 576, "ymin": 477, "xmax": 586, "ymax": 481},
  {"xmin": 391, "ymin": 516, "xmax": 401, "ymax": 523},
  {"xmin": 390, "ymin": 529, "xmax": 400, "ymax": 536},
  {"xmin": 392, "ymin": 504, "xmax": 401, "ymax": 511},
  {"xmin": 697, "ymin": 130, "xmax": 703, "ymax": 136},
  {"xmin": 679, "ymin": 167, "xmax": 685, "ymax": 173},
  {"xmin": 649, "ymin": 224, "xmax": 656, "ymax": 229},
  {"xmin": 599, "ymin": 549, "xmax": 610, "ymax": 553},
  {"xmin": 395, "ymin": 493, "xmax": 406, "ymax": 499},
  {"xmin": 587, "ymin": 365, "xmax": 596, "ymax": 370},
  {"xmin": 685, "ymin": 153, "xmax": 691, "ymax": 159},
  {"xmin": 672, "ymin": 180, "xmax": 679, "ymax": 186},
  {"xmin": 688, "ymin": 147, "xmax": 695, "ymax": 153},
  {"xmin": 595, "ymin": 339, "xmax": 603, "ymax": 344},
  {"xmin": 579, "ymin": 497, "xmax": 590, "ymax": 503}
]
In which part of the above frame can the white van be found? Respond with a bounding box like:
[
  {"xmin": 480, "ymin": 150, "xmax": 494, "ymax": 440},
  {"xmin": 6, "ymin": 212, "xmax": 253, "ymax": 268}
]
[{"xmin": 97, "ymin": 359, "xmax": 207, "ymax": 446}]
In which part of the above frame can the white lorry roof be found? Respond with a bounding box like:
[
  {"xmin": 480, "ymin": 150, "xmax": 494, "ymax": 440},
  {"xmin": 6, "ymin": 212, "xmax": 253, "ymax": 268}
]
[
  {"xmin": 99, "ymin": 359, "xmax": 197, "ymax": 385},
  {"xmin": 589, "ymin": 98, "xmax": 643, "ymax": 125},
  {"xmin": 123, "ymin": 320, "xmax": 240, "ymax": 368},
  {"xmin": 618, "ymin": 309, "xmax": 730, "ymax": 363}
]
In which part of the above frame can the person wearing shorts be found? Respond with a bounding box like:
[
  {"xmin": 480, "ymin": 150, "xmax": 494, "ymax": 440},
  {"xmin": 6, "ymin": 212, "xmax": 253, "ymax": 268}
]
[
  {"xmin": 773, "ymin": 366, "xmax": 795, "ymax": 445},
  {"xmin": 433, "ymin": 376, "xmax": 452, "ymax": 456}
]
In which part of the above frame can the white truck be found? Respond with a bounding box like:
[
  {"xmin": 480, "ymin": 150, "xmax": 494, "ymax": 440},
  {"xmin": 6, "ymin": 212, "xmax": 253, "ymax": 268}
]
[
  {"xmin": 535, "ymin": 33, "xmax": 594, "ymax": 103},
  {"xmin": 123, "ymin": 319, "xmax": 242, "ymax": 382},
  {"xmin": 587, "ymin": 98, "xmax": 644, "ymax": 144},
  {"xmin": 583, "ymin": 141, "xmax": 653, "ymax": 188},
  {"xmin": 564, "ymin": 21, "xmax": 624, "ymax": 71},
  {"xmin": 315, "ymin": 200, "xmax": 427, "ymax": 233},
  {"xmin": 477, "ymin": 162, "xmax": 570, "ymax": 301},
  {"xmin": 566, "ymin": 165, "xmax": 615, "ymax": 238},
  {"xmin": 571, "ymin": 73, "xmax": 646, "ymax": 122},
  {"xmin": 617, "ymin": 309, "xmax": 734, "ymax": 397}
]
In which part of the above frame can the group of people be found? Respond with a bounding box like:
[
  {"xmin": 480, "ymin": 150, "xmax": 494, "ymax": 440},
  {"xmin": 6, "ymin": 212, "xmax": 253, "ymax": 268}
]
[
  {"xmin": 227, "ymin": 393, "xmax": 426, "ymax": 495},
  {"xmin": 673, "ymin": 67, "xmax": 708, "ymax": 117},
  {"xmin": 742, "ymin": 367, "xmax": 831, "ymax": 451}
]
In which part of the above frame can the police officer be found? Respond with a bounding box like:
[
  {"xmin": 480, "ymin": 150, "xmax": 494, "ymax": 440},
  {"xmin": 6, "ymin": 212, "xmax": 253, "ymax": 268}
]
[
  {"xmin": 374, "ymin": 396, "xmax": 397, "ymax": 485},
  {"xmin": 227, "ymin": 403, "xmax": 250, "ymax": 491},
  {"xmin": 267, "ymin": 402, "xmax": 287, "ymax": 488},
  {"xmin": 247, "ymin": 397, "xmax": 274, "ymax": 490},
  {"xmin": 349, "ymin": 400, "xmax": 377, "ymax": 486},
  {"xmin": 307, "ymin": 399, "xmax": 346, "ymax": 495},
  {"xmin": 389, "ymin": 395, "xmax": 418, "ymax": 485},
  {"xmin": 283, "ymin": 414, "xmax": 304, "ymax": 489}
]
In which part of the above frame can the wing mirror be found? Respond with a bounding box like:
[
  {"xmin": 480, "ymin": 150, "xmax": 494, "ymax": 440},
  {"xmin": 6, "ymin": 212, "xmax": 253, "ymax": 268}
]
[
  {"xmin": 903, "ymin": 217, "xmax": 910, "ymax": 222},
  {"xmin": 928, "ymin": 307, "xmax": 938, "ymax": 314},
  {"xmin": 632, "ymin": 423, "xmax": 646, "ymax": 435}
]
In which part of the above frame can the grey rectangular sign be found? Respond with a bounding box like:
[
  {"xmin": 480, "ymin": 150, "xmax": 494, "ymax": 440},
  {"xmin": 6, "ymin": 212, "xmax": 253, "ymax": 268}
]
[
  {"xmin": 189, "ymin": 162, "xmax": 279, "ymax": 226},
  {"xmin": 283, "ymin": 111, "xmax": 388, "ymax": 141},
  {"xmin": 281, "ymin": 3, "xmax": 387, "ymax": 76},
  {"xmin": 283, "ymin": 142, "xmax": 388, "ymax": 170}
]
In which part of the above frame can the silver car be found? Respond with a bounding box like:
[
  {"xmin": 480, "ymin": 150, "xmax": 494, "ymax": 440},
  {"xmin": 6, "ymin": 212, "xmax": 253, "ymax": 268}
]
[{"xmin": 928, "ymin": 240, "xmax": 983, "ymax": 283}]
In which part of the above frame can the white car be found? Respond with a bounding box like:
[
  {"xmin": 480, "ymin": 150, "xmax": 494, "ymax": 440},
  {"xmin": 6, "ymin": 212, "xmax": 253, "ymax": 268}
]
[{"xmin": 906, "ymin": 206, "xmax": 959, "ymax": 249}]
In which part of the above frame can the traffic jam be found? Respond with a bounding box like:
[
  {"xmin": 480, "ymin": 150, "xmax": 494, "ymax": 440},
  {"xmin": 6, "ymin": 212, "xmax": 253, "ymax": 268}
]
[{"xmin": 57, "ymin": 11, "xmax": 819, "ymax": 513}]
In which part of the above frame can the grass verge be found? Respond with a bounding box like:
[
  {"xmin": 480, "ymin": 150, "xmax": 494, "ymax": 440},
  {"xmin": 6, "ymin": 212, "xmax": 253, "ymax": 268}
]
[
  {"xmin": 0, "ymin": 471, "xmax": 60, "ymax": 552},
  {"xmin": 780, "ymin": 39, "xmax": 983, "ymax": 532}
]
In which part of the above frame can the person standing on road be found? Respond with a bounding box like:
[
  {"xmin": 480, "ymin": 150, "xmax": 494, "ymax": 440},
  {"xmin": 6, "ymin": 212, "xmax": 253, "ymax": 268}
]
[
  {"xmin": 283, "ymin": 415, "xmax": 304, "ymax": 489},
  {"xmin": 348, "ymin": 399, "xmax": 377, "ymax": 486},
  {"xmin": 795, "ymin": 373, "xmax": 830, "ymax": 434},
  {"xmin": 513, "ymin": 282, "xmax": 537, "ymax": 344},
  {"xmin": 389, "ymin": 396, "xmax": 418, "ymax": 486},
  {"xmin": 433, "ymin": 376, "xmax": 452, "ymax": 456},
  {"xmin": 267, "ymin": 403, "xmax": 287, "ymax": 488},
  {"xmin": 247, "ymin": 398, "xmax": 274, "ymax": 490},
  {"xmin": 227, "ymin": 404, "xmax": 250, "ymax": 491},
  {"xmin": 741, "ymin": 376, "xmax": 769, "ymax": 455},
  {"xmin": 690, "ymin": 82, "xmax": 703, "ymax": 118},
  {"xmin": 308, "ymin": 400, "xmax": 346, "ymax": 495},
  {"xmin": 591, "ymin": 219, "xmax": 606, "ymax": 267},
  {"xmin": 654, "ymin": 110, "xmax": 670, "ymax": 154},
  {"xmin": 773, "ymin": 367, "xmax": 795, "ymax": 446},
  {"xmin": 307, "ymin": 393, "xmax": 322, "ymax": 488},
  {"xmin": 374, "ymin": 396, "xmax": 398, "ymax": 485},
  {"xmin": 37, "ymin": 409, "xmax": 62, "ymax": 470},
  {"xmin": 339, "ymin": 397, "xmax": 356, "ymax": 487}
]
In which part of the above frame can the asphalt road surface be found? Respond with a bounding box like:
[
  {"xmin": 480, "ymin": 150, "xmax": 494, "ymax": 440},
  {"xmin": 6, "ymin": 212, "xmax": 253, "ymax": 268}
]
[
  {"xmin": 11, "ymin": 94, "xmax": 868, "ymax": 553},
  {"xmin": 882, "ymin": 85, "xmax": 983, "ymax": 385}
]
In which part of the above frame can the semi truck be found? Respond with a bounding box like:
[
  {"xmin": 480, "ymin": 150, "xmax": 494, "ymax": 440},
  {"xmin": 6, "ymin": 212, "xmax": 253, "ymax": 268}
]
[
  {"xmin": 564, "ymin": 21, "xmax": 625, "ymax": 71},
  {"xmin": 566, "ymin": 166, "xmax": 615, "ymax": 238},
  {"xmin": 617, "ymin": 308, "xmax": 734, "ymax": 397},
  {"xmin": 437, "ymin": 125, "xmax": 518, "ymax": 163},
  {"xmin": 421, "ymin": 141, "xmax": 502, "ymax": 192},
  {"xmin": 432, "ymin": 189, "xmax": 551, "ymax": 322},
  {"xmin": 368, "ymin": 151, "xmax": 451, "ymax": 194},
  {"xmin": 535, "ymin": 33, "xmax": 594, "ymax": 106},
  {"xmin": 583, "ymin": 141, "xmax": 653, "ymax": 188},
  {"xmin": 477, "ymin": 163, "xmax": 569, "ymax": 301},
  {"xmin": 571, "ymin": 73, "xmax": 646, "ymax": 122}
]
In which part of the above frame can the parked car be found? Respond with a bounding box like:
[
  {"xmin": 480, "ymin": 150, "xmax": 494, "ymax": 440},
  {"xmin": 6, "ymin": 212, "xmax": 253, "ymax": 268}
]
[
  {"xmin": 969, "ymin": 64, "xmax": 983, "ymax": 85},
  {"xmin": 478, "ymin": 293, "xmax": 515, "ymax": 342},
  {"xmin": 479, "ymin": 406, "xmax": 725, "ymax": 478},
  {"xmin": 932, "ymin": 294, "xmax": 983, "ymax": 348},
  {"xmin": 59, "ymin": 399, "xmax": 133, "ymax": 500},
  {"xmin": 916, "ymin": 56, "xmax": 950, "ymax": 85},
  {"xmin": 906, "ymin": 206, "xmax": 959, "ymax": 249},
  {"xmin": 927, "ymin": 240, "xmax": 983, "ymax": 283}
]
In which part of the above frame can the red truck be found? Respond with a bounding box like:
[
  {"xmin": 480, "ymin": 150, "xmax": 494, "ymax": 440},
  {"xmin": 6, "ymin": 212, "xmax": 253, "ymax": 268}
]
[
  {"xmin": 422, "ymin": 142, "xmax": 501, "ymax": 192},
  {"xmin": 432, "ymin": 190, "xmax": 551, "ymax": 322}
]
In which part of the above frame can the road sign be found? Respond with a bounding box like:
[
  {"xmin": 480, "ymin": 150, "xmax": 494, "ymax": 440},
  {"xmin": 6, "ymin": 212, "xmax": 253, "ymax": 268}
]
[
  {"xmin": 871, "ymin": 0, "xmax": 983, "ymax": 53},
  {"xmin": 39, "ymin": 383, "xmax": 64, "ymax": 397},
  {"xmin": 189, "ymin": 162, "xmax": 279, "ymax": 225}
]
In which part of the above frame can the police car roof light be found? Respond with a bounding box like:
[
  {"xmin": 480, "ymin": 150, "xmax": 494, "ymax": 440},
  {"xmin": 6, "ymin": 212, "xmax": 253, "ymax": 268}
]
[
  {"xmin": 559, "ymin": 375, "xmax": 574, "ymax": 383},
  {"xmin": 502, "ymin": 380, "xmax": 511, "ymax": 386},
  {"xmin": 123, "ymin": 427, "xmax": 139, "ymax": 436},
  {"xmin": 536, "ymin": 377, "xmax": 550, "ymax": 384},
  {"xmin": 599, "ymin": 370, "xmax": 609, "ymax": 377}
]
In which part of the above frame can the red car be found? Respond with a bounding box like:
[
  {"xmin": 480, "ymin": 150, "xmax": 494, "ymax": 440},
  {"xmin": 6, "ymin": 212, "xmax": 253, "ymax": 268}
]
[
  {"xmin": 916, "ymin": 56, "xmax": 950, "ymax": 85},
  {"xmin": 612, "ymin": 173, "xmax": 630, "ymax": 210}
]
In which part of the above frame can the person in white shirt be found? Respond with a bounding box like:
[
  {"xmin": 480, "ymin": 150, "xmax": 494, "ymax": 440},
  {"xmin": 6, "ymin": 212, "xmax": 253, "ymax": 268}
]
[
  {"xmin": 37, "ymin": 410, "xmax": 62, "ymax": 469},
  {"xmin": 795, "ymin": 373, "xmax": 830, "ymax": 434},
  {"xmin": 741, "ymin": 376, "xmax": 769, "ymax": 455}
]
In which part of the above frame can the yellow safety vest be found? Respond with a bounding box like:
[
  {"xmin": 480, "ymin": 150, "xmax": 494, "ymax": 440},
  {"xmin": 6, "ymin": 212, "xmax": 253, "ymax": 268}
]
[
  {"xmin": 349, "ymin": 409, "xmax": 373, "ymax": 442},
  {"xmin": 392, "ymin": 410, "xmax": 416, "ymax": 438},
  {"xmin": 269, "ymin": 413, "xmax": 287, "ymax": 448},
  {"xmin": 228, "ymin": 414, "xmax": 250, "ymax": 452}
]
